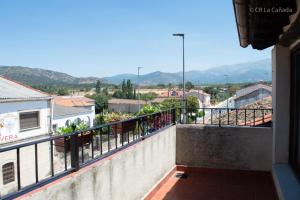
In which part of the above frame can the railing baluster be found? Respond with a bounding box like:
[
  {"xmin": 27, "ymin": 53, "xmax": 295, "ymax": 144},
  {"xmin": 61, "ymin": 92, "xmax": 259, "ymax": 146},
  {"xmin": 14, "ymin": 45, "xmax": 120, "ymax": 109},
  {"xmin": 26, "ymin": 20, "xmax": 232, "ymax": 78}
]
[
  {"xmin": 108, "ymin": 126, "xmax": 111, "ymax": 152},
  {"xmin": 211, "ymin": 108, "xmax": 213, "ymax": 125},
  {"xmin": 219, "ymin": 109, "xmax": 221, "ymax": 127},
  {"xmin": 127, "ymin": 129, "xmax": 130, "ymax": 144},
  {"xmin": 50, "ymin": 140, "xmax": 54, "ymax": 176},
  {"xmin": 146, "ymin": 116, "xmax": 149, "ymax": 135},
  {"xmin": 17, "ymin": 148, "xmax": 21, "ymax": 190},
  {"xmin": 227, "ymin": 108, "xmax": 230, "ymax": 125},
  {"xmin": 91, "ymin": 130, "xmax": 94, "ymax": 159},
  {"xmin": 202, "ymin": 108, "xmax": 205, "ymax": 125},
  {"xmin": 236, "ymin": 109, "xmax": 238, "ymax": 125},
  {"xmin": 115, "ymin": 129, "xmax": 118, "ymax": 149},
  {"xmin": 64, "ymin": 137, "xmax": 67, "ymax": 171},
  {"xmin": 81, "ymin": 132, "xmax": 84, "ymax": 163},
  {"xmin": 244, "ymin": 109, "xmax": 247, "ymax": 126},
  {"xmin": 35, "ymin": 143, "xmax": 38, "ymax": 183},
  {"xmin": 262, "ymin": 109, "xmax": 265, "ymax": 124},
  {"xmin": 133, "ymin": 124, "xmax": 135, "ymax": 141},
  {"xmin": 100, "ymin": 128, "xmax": 103, "ymax": 155},
  {"xmin": 253, "ymin": 109, "xmax": 256, "ymax": 126},
  {"xmin": 138, "ymin": 119, "xmax": 141, "ymax": 139},
  {"xmin": 180, "ymin": 108, "xmax": 182, "ymax": 124}
]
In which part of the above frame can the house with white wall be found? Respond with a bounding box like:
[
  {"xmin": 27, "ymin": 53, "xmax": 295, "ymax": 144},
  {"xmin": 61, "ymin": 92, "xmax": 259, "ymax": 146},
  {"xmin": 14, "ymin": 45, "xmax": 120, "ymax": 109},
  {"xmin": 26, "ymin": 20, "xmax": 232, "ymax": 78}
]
[
  {"xmin": 52, "ymin": 96, "xmax": 95, "ymax": 132},
  {"xmin": 52, "ymin": 104, "xmax": 95, "ymax": 132},
  {"xmin": 0, "ymin": 77, "xmax": 52, "ymax": 197},
  {"xmin": 186, "ymin": 90, "xmax": 211, "ymax": 107},
  {"xmin": 234, "ymin": 83, "xmax": 272, "ymax": 108},
  {"xmin": 0, "ymin": 77, "xmax": 52, "ymax": 145}
]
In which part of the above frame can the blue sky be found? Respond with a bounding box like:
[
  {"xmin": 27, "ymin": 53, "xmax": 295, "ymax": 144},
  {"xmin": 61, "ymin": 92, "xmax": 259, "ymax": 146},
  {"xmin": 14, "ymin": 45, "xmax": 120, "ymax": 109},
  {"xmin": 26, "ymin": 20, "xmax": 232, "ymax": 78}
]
[{"xmin": 0, "ymin": 0, "xmax": 270, "ymax": 77}]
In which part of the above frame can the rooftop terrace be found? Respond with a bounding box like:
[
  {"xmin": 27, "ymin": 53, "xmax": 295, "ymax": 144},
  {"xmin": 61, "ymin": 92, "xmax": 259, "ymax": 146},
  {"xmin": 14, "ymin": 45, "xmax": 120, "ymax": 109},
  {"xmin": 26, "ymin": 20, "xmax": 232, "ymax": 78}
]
[{"xmin": 0, "ymin": 108, "xmax": 275, "ymax": 200}]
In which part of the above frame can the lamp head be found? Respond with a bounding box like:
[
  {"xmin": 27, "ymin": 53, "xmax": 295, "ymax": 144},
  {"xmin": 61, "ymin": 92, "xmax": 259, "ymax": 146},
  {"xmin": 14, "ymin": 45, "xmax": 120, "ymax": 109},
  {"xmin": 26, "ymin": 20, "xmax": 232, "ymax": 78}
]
[{"xmin": 172, "ymin": 33, "xmax": 184, "ymax": 37}]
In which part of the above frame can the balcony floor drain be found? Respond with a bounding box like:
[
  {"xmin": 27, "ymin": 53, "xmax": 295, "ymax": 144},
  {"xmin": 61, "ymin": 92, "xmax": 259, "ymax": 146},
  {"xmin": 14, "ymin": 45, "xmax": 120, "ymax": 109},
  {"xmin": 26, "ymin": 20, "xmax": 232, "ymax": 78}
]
[{"xmin": 175, "ymin": 172, "xmax": 188, "ymax": 179}]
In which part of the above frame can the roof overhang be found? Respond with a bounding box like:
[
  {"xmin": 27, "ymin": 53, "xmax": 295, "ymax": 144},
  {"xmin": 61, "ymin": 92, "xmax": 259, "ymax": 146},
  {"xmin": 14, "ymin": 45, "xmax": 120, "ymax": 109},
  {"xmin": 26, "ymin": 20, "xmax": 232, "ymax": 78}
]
[
  {"xmin": 0, "ymin": 97, "xmax": 52, "ymax": 103},
  {"xmin": 233, "ymin": 0, "xmax": 297, "ymax": 50}
]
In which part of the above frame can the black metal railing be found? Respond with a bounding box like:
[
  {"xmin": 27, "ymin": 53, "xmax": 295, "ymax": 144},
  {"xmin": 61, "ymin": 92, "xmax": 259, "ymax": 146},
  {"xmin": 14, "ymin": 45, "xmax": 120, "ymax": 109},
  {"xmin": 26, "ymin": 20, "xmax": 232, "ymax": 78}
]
[
  {"xmin": 0, "ymin": 108, "xmax": 176, "ymax": 200},
  {"xmin": 0, "ymin": 107, "xmax": 273, "ymax": 199},
  {"xmin": 175, "ymin": 107, "xmax": 273, "ymax": 127}
]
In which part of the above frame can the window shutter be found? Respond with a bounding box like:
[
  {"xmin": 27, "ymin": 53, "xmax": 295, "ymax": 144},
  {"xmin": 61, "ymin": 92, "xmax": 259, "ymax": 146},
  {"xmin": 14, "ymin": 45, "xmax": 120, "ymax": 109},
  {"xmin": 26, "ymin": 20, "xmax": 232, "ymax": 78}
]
[
  {"xmin": 2, "ymin": 162, "xmax": 15, "ymax": 185},
  {"xmin": 20, "ymin": 111, "xmax": 39, "ymax": 131}
]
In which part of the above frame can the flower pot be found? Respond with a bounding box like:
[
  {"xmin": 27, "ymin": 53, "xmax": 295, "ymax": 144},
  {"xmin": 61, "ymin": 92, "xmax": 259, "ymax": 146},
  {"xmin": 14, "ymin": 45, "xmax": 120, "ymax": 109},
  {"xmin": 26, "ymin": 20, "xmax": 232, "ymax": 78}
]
[
  {"xmin": 54, "ymin": 137, "xmax": 70, "ymax": 153},
  {"xmin": 54, "ymin": 132, "xmax": 93, "ymax": 153},
  {"xmin": 111, "ymin": 120, "xmax": 137, "ymax": 134}
]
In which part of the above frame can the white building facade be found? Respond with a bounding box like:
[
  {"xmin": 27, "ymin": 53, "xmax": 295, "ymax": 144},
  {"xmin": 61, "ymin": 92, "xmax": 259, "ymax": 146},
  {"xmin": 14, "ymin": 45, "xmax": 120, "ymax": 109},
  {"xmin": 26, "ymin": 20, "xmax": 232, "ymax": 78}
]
[
  {"xmin": 0, "ymin": 77, "xmax": 52, "ymax": 197},
  {"xmin": 52, "ymin": 104, "xmax": 95, "ymax": 132}
]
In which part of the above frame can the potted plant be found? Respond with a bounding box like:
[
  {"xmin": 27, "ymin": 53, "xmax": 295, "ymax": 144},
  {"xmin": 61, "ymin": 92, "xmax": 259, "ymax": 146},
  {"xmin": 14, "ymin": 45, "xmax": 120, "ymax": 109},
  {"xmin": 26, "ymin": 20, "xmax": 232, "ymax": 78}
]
[
  {"xmin": 137, "ymin": 105, "xmax": 162, "ymax": 131},
  {"xmin": 54, "ymin": 122, "xmax": 90, "ymax": 152},
  {"xmin": 101, "ymin": 112, "xmax": 136, "ymax": 134}
]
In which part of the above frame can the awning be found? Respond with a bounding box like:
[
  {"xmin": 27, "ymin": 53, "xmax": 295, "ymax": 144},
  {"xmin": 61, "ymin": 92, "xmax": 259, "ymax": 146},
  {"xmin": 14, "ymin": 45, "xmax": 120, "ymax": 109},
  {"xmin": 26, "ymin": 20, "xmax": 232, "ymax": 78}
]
[{"xmin": 233, "ymin": 0, "xmax": 297, "ymax": 50}]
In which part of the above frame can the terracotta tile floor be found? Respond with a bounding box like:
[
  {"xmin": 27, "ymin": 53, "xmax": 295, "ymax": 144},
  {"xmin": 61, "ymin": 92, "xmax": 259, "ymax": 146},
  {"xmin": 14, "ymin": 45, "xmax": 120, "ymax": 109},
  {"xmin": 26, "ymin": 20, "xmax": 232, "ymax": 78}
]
[{"xmin": 148, "ymin": 168, "xmax": 278, "ymax": 200}]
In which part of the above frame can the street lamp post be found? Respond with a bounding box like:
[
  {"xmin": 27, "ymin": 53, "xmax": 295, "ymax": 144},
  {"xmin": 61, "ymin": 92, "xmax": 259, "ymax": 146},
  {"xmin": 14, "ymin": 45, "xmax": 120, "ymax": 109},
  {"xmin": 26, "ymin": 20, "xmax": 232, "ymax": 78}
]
[
  {"xmin": 173, "ymin": 33, "xmax": 186, "ymax": 123},
  {"xmin": 137, "ymin": 67, "xmax": 143, "ymax": 111}
]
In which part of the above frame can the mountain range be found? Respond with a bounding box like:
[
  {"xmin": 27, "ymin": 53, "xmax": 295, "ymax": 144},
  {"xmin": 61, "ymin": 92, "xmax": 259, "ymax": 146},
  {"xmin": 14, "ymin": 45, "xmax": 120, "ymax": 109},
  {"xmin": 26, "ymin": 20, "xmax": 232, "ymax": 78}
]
[
  {"xmin": 104, "ymin": 59, "xmax": 271, "ymax": 85},
  {"xmin": 0, "ymin": 59, "xmax": 271, "ymax": 86},
  {"xmin": 0, "ymin": 66, "xmax": 102, "ymax": 86}
]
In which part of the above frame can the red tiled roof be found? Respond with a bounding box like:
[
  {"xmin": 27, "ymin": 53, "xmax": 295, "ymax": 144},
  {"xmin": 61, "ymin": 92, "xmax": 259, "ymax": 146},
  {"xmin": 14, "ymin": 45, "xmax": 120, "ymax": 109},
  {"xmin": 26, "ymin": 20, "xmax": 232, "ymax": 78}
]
[
  {"xmin": 53, "ymin": 96, "xmax": 95, "ymax": 107},
  {"xmin": 239, "ymin": 114, "xmax": 272, "ymax": 126}
]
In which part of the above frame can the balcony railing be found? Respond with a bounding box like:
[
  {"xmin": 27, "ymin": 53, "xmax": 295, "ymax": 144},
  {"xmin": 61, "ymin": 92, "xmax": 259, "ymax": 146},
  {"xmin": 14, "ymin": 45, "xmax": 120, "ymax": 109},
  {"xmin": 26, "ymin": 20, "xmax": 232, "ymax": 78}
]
[
  {"xmin": 175, "ymin": 107, "xmax": 273, "ymax": 127},
  {"xmin": 0, "ymin": 108, "xmax": 176, "ymax": 200},
  {"xmin": 0, "ymin": 107, "xmax": 273, "ymax": 199}
]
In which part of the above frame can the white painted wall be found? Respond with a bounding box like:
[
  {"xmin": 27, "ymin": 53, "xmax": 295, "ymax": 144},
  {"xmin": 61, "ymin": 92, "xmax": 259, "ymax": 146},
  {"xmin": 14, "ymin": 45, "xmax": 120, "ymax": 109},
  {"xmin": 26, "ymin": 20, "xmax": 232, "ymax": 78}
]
[
  {"xmin": 52, "ymin": 112, "xmax": 95, "ymax": 131},
  {"xmin": 0, "ymin": 142, "xmax": 51, "ymax": 197},
  {"xmin": 0, "ymin": 100, "xmax": 51, "ymax": 144}
]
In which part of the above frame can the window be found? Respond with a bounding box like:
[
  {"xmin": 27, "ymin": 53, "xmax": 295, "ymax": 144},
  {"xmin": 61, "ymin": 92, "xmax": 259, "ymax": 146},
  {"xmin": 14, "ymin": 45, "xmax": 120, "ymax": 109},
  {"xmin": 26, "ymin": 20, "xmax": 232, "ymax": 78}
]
[
  {"xmin": 2, "ymin": 162, "xmax": 15, "ymax": 185},
  {"xmin": 19, "ymin": 111, "xmax": 39, "ymax": 131},
  {"xmin": 290, "ymin": 46, "xmax": 300, "ymax": 175}
]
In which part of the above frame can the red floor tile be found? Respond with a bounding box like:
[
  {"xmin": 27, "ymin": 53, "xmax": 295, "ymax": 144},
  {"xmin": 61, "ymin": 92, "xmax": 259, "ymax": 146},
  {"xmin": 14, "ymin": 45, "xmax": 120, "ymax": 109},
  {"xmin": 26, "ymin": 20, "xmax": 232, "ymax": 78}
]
[{"xmin": 146, "ymin": 168, "xmax": 278, "ymax": 200}]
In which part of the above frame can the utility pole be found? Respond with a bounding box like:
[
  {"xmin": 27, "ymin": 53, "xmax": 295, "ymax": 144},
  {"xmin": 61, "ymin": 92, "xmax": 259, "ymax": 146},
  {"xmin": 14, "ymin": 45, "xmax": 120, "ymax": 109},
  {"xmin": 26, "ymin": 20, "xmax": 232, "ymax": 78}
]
[{"xmin": 137, "ymin": 67, "xmax": 143, "ymax": 111}]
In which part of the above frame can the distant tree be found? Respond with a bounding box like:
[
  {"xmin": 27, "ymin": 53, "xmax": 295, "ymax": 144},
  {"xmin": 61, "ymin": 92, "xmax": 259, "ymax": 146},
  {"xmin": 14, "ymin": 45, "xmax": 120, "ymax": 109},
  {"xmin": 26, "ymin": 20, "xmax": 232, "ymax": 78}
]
[
  {"xmin": 228, "ymin": 84, "xmax": 241, "ymax": 96},
  {"xmin": 139, "ymin": 92, "xmax": 158, "ymax": 101},
  {"xmin": 126, "ymin": 80, "xmax": 134, "ymax": 99},
  {"xmin": 160, "ymin": 98, "xmax": 181, "ymax": 109},
  {"xmin": 186, "ymin": 96, "xmax": 199, "ymax": 113},
  {"xmin": 133, "ymin": 88, "xmax": 136, "ymax": 99},
  {"xmin": 96, "ymin": 80, "xmax": 101, "ymax": 94},
  {"xmin": 112, "ymin": 90, "xmax": 124, "ymax": 98},
  {"xmin": 103, "ymin": 87, "xmax": 109, "ymax": 96},
  {"xmin": 121, "ymin": 80, "xmax": 127, "ymax": 98},
  {"xmin": 185, "ymin": 81, "xmax": 194, "ymax": 91},
  {"xmin": 57, "ymin": 88, "xmax": 69, "ymax": 96},
  {"xmin": 157, "ymin": 83, "xmax": 166, "ymax": 88},
  {"xmin": 86, "ymin": 93, "xmax": 109, "ymax": 114}
]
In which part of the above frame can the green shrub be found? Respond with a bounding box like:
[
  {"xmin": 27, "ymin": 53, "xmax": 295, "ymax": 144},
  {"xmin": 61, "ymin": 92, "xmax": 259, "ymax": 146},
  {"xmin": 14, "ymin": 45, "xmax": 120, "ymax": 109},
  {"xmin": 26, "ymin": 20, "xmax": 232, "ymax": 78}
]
[
  {"xmin": 198, "ymin": 111, "xmax": 205, "ymax": 118},
  {"xmin": 137, "ymin": 104, "xmax": 161, "ymax": 115},
  {"xmin": 57, "ymin": 121, "xmax": 89, "ymax": 135}
]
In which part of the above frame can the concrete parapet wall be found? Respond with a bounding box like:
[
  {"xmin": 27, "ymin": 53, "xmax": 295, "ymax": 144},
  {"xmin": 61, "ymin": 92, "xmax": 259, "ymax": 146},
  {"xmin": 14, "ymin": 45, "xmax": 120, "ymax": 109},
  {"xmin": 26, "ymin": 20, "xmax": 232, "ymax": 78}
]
[
  {"xmin": 176, "ymin": 125, "xmax": 272, "ymax": 171},
  {"xmin": 20, "ymin": 126, "xmax": 176, "ymax": 200}
]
